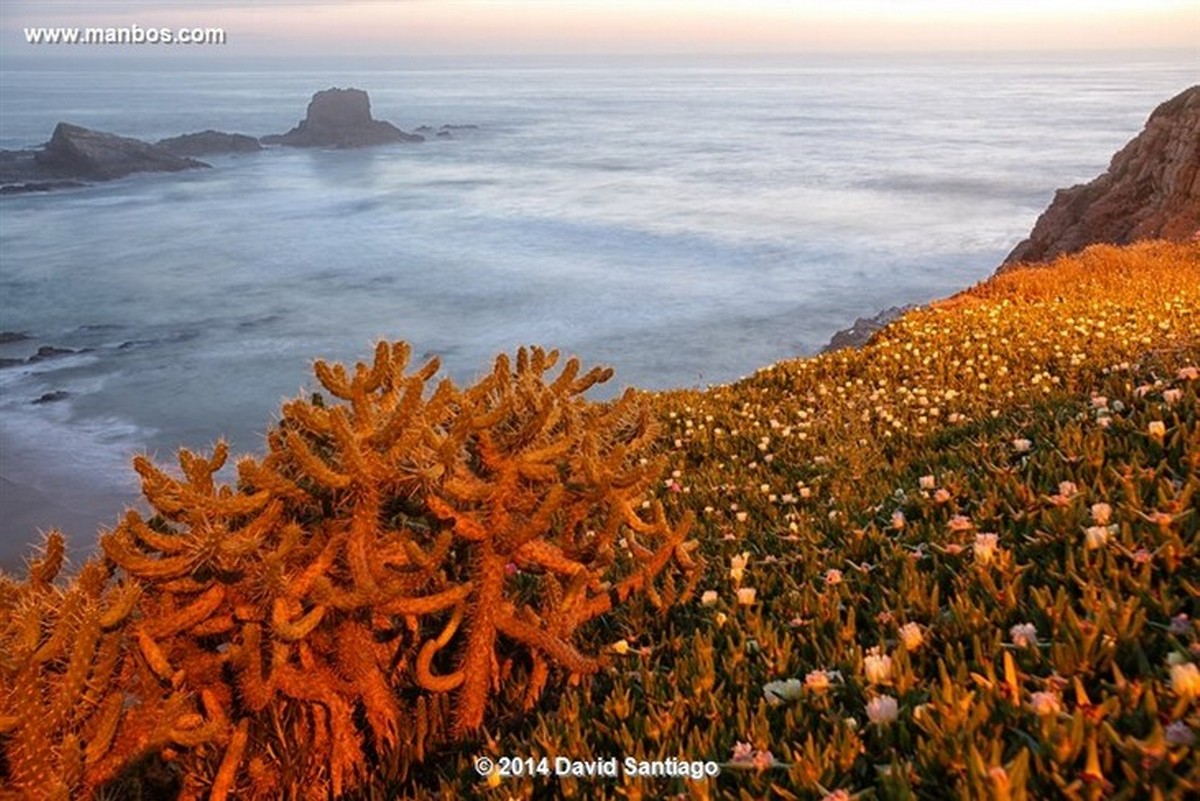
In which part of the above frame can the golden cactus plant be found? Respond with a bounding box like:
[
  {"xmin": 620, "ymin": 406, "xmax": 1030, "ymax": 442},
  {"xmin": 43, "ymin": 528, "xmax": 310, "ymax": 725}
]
[{"xmin": 2, "ymin": 342, "xmax": 697, "ymax": 800}]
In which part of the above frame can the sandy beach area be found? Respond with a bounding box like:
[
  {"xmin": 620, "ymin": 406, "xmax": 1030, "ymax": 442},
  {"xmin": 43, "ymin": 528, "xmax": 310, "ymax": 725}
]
[{"xmin": 0, "ymin": 431, "xmax": 142, "ymax": 572}]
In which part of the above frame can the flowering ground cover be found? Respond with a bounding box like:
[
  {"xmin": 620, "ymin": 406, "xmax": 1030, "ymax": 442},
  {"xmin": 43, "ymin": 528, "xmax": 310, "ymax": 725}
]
[
  {"xmin": 2, "ymin": 241, "xmax": 1197, "ymax": 800},
  {"xmin": 457, "ymin": 241, "xmax": 1200, "ymax": 800}
]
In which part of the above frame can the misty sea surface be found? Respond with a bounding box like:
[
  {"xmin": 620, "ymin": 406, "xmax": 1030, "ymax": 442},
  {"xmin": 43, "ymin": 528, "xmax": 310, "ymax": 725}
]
[{"xmin": 0, "ymin": 53, "xmax": 1195, "ymax": 566}]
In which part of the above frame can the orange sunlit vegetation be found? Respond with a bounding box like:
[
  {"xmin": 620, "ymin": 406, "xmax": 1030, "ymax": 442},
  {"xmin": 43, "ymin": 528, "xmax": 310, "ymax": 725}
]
[{"xmin": 2, "ymin": 240, "xmax": 1198, "ymax": 798}]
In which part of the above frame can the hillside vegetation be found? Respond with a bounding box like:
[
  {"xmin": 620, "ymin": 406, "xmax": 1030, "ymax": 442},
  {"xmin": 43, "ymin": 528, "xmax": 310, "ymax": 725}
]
[{"xmin": 2, "ymin": 240, "xmax": 1198, "ymax": 800}]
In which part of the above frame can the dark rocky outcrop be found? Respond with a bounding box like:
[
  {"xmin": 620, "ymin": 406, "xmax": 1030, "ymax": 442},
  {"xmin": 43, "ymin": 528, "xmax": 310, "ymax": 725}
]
[
  {"xmin": 32, "ymin": 390, "xmax": 69, "ymax": 405},
  {"xmin": 1003, "ymin": 85, "xmax": 1200, "ymax": 269},
  {"xmin": 156, "ymin": 130, "xmax": 262, "ymax": 157},
  {"xmin": 261, "ymin": 88, "xmax": 423, "ymax": 148},
  {"xmin": 821, "ymin": 305, "xmax": 916, "ymax": 353},
  {"xmin": 27, "ymin": 345, "xmax": 78, "ymax": 362},
  {"xmin": 0, "ymin": 149, "xmax": 88, "ymax": 193},
  {"xmin": 35, "ymin": 123, "xmax": 209, "ymax": 181}
]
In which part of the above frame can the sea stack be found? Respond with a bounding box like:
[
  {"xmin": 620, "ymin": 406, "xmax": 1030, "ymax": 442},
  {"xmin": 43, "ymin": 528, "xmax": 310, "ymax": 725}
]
[
  {"xmin": 1002, "ymin": 84, "xmax": 1200, "ymax": 268},
  {"xmin": 261, "ymin": 87, "xmax": 424, "ymax": 148}
]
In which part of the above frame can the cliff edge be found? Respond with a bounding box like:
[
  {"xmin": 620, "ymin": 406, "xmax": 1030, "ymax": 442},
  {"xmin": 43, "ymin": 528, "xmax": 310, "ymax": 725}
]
[{"xmin": 1002, "ymin": 85, "xmax": 1200, "ymax": 269}]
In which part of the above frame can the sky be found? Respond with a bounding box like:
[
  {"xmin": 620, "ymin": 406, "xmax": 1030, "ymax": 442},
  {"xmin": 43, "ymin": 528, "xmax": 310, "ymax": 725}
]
[{"xmin": 0, "ymin": 0, "xmax": 1196, "ymax": 62}]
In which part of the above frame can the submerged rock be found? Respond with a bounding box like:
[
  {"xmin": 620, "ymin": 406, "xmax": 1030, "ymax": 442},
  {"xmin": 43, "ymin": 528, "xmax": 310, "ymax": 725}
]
[
  {"xmin": 35, "ymin": 123, "xmax": 209, "ymax": 180},
  {"xmin": 261, "ymin": 87, "xmax": 423, "ymax": 148},
  {"xmin": 1003, "ymin": 85, "xmax": 1200, "ymax": 268},
  {"xmin": 157, "ymin": 130, "xmax": 262, "ymax": 157}
]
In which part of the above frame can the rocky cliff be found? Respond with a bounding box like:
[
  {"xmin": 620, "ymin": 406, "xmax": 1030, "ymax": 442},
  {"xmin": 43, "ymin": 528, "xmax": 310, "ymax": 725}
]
[{"xmin": 1002, "ymin": 85, "xmax": 1200, "ymax": 268}]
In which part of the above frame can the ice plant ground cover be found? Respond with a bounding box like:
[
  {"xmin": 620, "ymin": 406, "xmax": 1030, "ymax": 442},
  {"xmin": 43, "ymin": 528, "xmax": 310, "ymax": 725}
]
[{"xmin": 2, "ymin": 240, "xmax": 1198, "ymax": 799}]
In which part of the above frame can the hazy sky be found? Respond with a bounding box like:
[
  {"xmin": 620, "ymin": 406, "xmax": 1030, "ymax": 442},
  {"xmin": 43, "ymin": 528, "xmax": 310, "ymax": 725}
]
[{"xmin": 2, "ymin": 0, "xmax": 1197, "ymax": 59}]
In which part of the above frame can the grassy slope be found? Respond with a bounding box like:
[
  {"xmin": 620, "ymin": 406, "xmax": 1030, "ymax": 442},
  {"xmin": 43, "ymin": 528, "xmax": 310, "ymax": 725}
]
[{"xmin": 392, "ymin": 241, "xmax": 1199, "ymax": 800}]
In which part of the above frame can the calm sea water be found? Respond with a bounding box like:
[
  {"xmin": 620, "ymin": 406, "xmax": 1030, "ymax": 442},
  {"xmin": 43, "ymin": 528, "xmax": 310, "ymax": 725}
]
[{"xmin": 0, "ymin": 53, "xmax": 1194, "ymax": 566}]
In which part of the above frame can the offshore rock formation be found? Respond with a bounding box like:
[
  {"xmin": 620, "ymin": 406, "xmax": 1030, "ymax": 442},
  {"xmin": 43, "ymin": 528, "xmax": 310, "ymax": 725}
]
[
  {"xmin": 36, "ymin": 123, "xmax": 209, "ymax": 180},
  {"xmin": 156, "ymin": 130, "xmax": 262, "ymax": 157},
  {"xmin": 261, "ymin": 87, "xmax": 424, "ymax": 148},
  {"xmin": 822, "ymin": 305, "xmax": 917, "ymax": 353},
  {"xmin": 1003, "ymin": 84, "xmax": 1200, "ymax": 268}
]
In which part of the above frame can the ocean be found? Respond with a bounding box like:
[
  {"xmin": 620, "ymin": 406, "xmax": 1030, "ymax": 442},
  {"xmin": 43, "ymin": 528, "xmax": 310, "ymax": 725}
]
[{"xmin": 0, "ymin": 52, "xmax": 1194, "ymax": 567}]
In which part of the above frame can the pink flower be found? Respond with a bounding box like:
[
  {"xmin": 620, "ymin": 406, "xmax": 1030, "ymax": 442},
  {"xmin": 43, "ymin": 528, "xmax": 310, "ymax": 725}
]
[
  {"xmin": 751, "ymin": 749, "xmax": 776, "ymax": 771},
  {"xmin": 1010, "ymin": 622, "xmax": 1038, "ymax": 649},
  {"xmin": 948, "ymin": 515, "xmax": 973, "ymax": 533},
  {"xmin": 866, "ymin": 694, "xmax": 899, "ymax": 724},
  {"xmin": 730, "ymin": 742, "xmax": 755, "ymax": 763},
  {"xmin": 1029, "ymin": 691, "xmax": 1061, "ymax": 716},
  {"xmin": 974, "ymin": 532, "xmax": 999, "ymax": 565},
  {"xmin": 1166, "ymin": 721, "xmax": 1196, "ymax": 746}
]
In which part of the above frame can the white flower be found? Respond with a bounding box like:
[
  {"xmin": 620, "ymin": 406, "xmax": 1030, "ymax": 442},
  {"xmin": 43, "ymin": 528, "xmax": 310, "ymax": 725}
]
[
  {"xmin": 729, "ymin": 552, "xmax": 749, "ymax": 583},
  {"xmin": 736, "ymin": 587, "xmax": 757, "ymax": 605},
  {"xmin": 1058, "ymin": 481, "xmax": 1078, "ymax": 499},
  {"xmin": 863, "ymin": 647, "xmax": 893, "ymax": 684},
  {"xmin": 899, "ymin": 622, "xmax": 924, "ymax": 651},
  {"xmin": 1012, "ymin": 438, "xmax": 1032, "ymax": 453},
  {"xmin": 762, "ymin": 678, "xmax": 804, "ymax": 706},
  {"xmin": 866, "ymin": 694, "xmax": 899, "ymax": 724},
  {"xmin": 1090, "ymin": 502, "xmax": 1112, "ymax": 525},
  {"xmin": 1170, "ymin": 662, "xmax": 1200, "ymax": 700},
  {"xmin": 974, "ymin": 532, "xmax": 999, "ymax": 566},
  {"xmin": 700, "ymin": 590, "xmax": 719, "ymax": 606},
  {"xmin": 919, "ymin": 475, "xmax": 936, "ymax": 490},
  {"xmin": 1084, "ymin": 526, "xmax": 1109, "ymax": 550},
  {"xmin": 1163, "ymin": 388, "xmax": 1182, "ymax": 406},
  {"xmin": 824, "ymin": 568, "xmax": 843, "ymax": 587},
  {"xmin": 1010, "ymin": 623, "xmax": 1039, "ymax": 649}
]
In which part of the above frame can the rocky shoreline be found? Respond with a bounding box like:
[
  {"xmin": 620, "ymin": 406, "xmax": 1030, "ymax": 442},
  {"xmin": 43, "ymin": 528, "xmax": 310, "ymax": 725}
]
[{"xmin": 0, "ymin": 87, "xmax": 473, "ymax": 195}]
